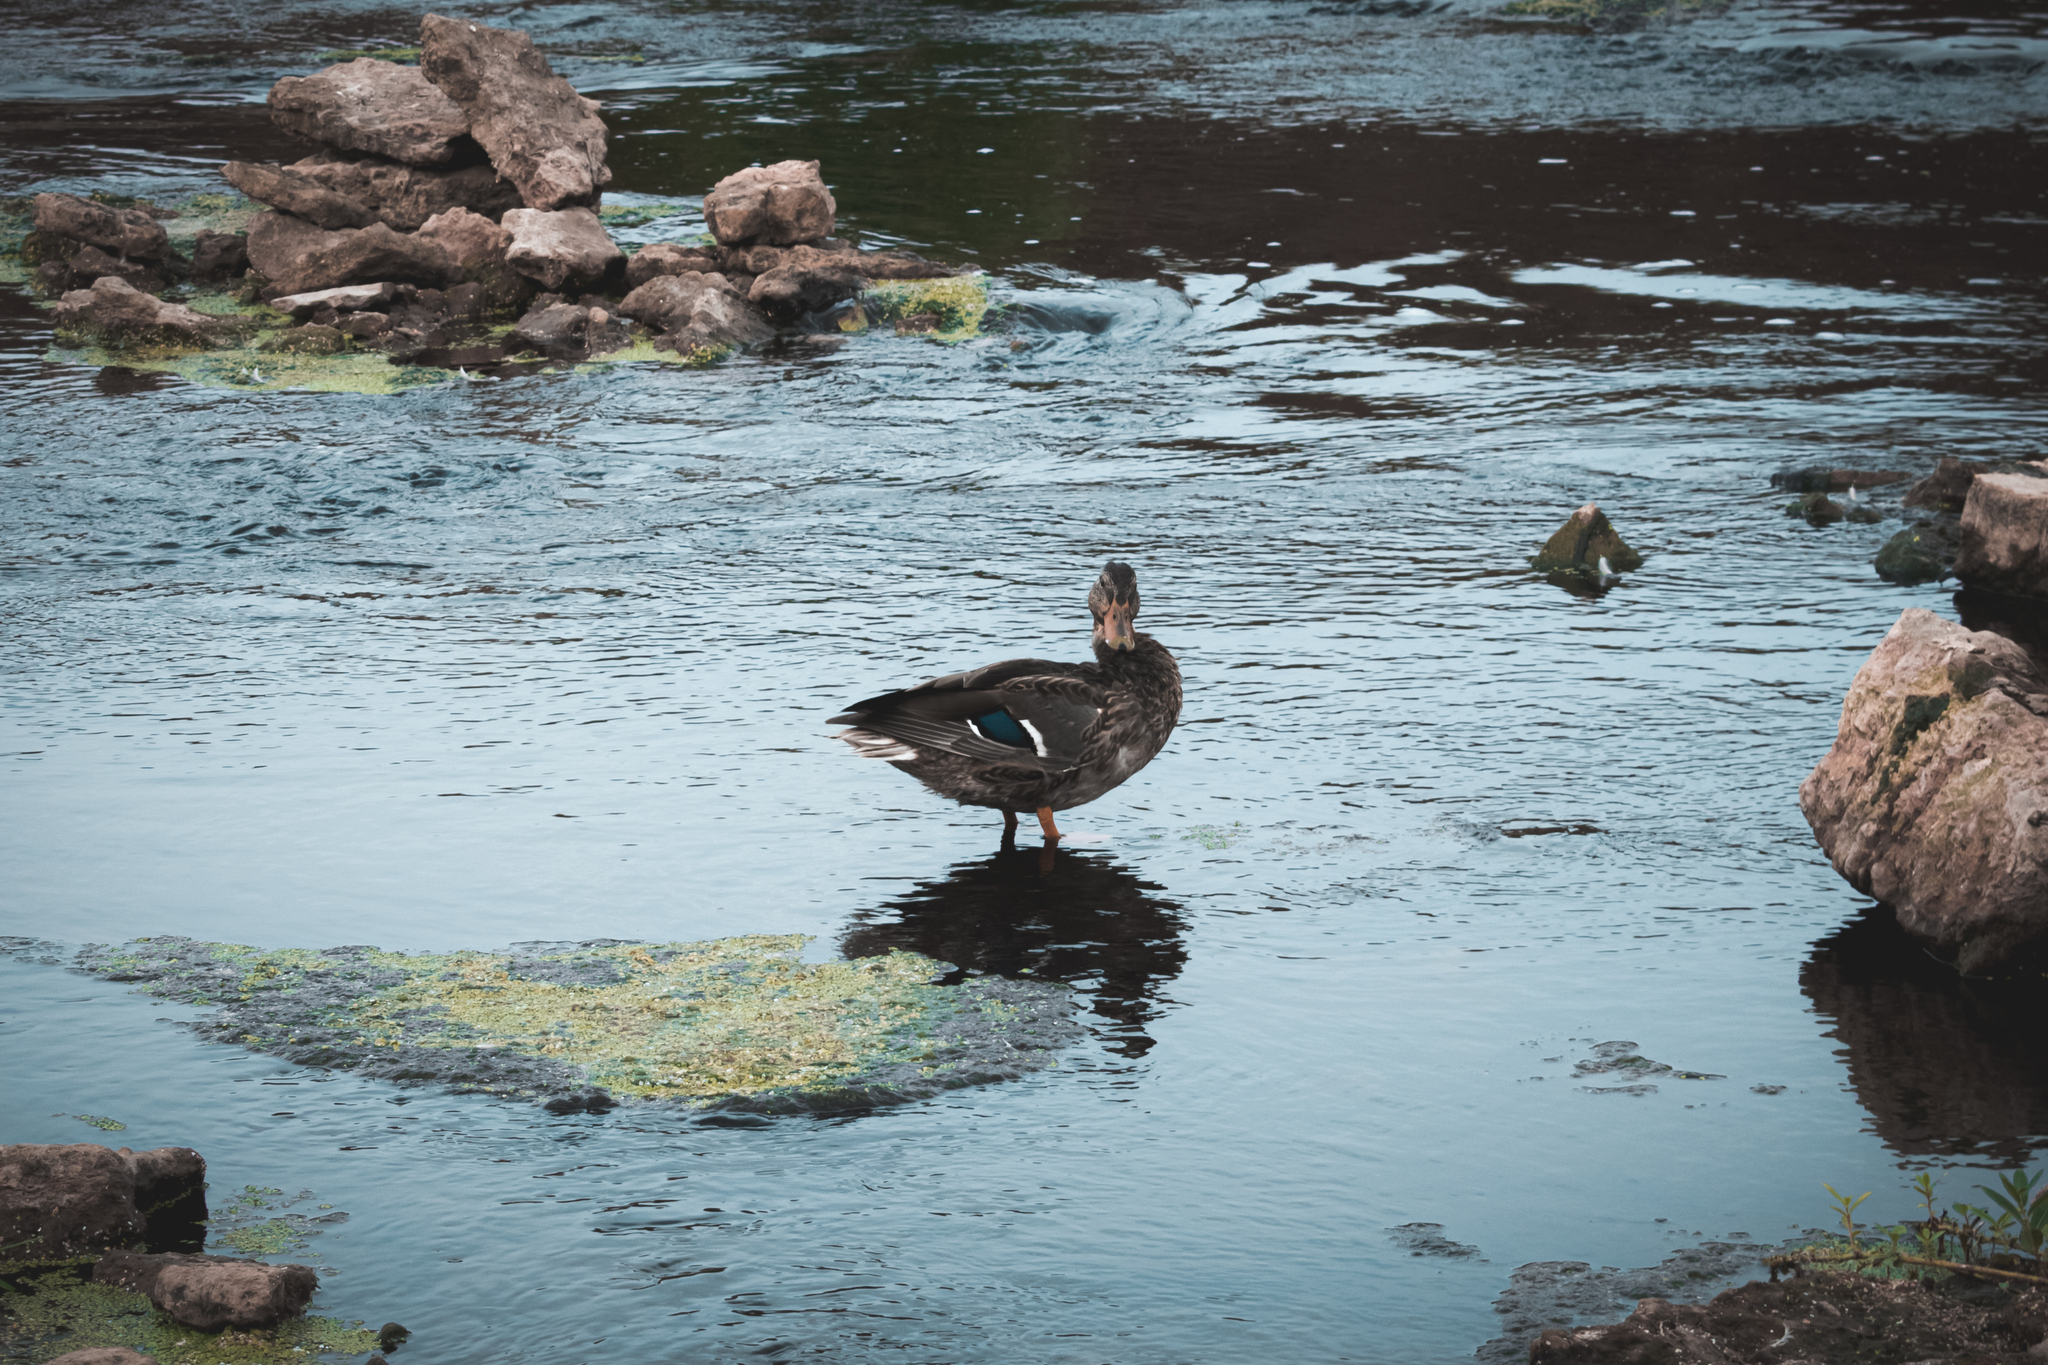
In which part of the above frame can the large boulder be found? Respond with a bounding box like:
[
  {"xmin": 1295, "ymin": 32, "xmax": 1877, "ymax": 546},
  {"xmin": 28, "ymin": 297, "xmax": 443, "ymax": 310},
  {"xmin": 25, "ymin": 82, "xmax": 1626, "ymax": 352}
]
[
  {"xmin": 288, "ymin": 149, "xmax": 521, "ymax": 233},
  {"xmin": 95, "ymin": 1250, "xmax": 317, "ymax": 1332},
  {"xmin": 268, "ymin": 57, "xmax": 472, "ymax": 167},
  {"xmin": 1799, "ymin": 608, "xmax": 2048, "ymax": 975},
  {"xmin": 501, "ymin": 207, "xmax": 621, "ymax": 291},
  {"xmin": 1954, "ymin": 466, "xmax": 2048, "ymax": 601},
  {"xmin": 0, "ymin": 1144, "xmax": 204, "ymax": 1259},
  {"xmin": 245, "ymin": 210, "xmax": 452, "ymax": 296},
  {"xmin": 222, "ymin": 161, "xmax": 376, "ymax": 231},
  {"xmin": 53, "ymin": 278, "xmax": 249, "ymax": 349},
  {"xmin": 31, "ymin": 193, "xmax": 169, "ymax": 261},
  {"xmin": 702, "ymin": 160, "xmax": 835, "ymax": 246},
  {"xmin": 419, "ymin": 14, "xmax": 610, "ymax": 211},
  {"xmin": 1530, "ymin": 502, "xmax": 1644, "ymax": 576},
  {"xmin": 617, "ymin": 272, "xmax": 772, "ymax": 350}
]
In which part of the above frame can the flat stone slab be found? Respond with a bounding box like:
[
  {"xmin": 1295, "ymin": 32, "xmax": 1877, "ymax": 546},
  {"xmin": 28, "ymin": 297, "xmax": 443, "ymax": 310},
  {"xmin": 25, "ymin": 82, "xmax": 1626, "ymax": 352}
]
[
  {"xmin": 267, "ymin": 282, "xmax": 405, "ymax": 317},
  {"xmin": 268, "ymin": 58, "xmax": 472, "ymax": 167},
  {"xmin": 75, "ymin": 935, "xmax": 1079, "ymax": 1114}
]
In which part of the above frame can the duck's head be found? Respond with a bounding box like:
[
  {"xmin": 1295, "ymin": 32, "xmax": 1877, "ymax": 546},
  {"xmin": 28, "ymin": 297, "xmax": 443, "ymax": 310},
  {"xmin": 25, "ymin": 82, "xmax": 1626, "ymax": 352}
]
[{"xmin": 1089, "ymin": 560, "xmax": 1141, "ymax": 652}]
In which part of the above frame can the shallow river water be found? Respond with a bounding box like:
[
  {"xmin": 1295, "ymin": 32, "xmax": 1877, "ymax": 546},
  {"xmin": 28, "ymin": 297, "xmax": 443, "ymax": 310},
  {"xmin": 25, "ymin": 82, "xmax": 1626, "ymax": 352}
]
[{"xmin": 3, "ymin": 1, "xmax": 2047, "ymax": 1361}]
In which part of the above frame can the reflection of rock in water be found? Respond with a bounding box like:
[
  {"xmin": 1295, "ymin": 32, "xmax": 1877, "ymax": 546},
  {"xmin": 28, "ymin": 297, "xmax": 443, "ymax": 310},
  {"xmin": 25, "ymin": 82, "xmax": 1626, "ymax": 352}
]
[
  {"xmin": 1802, "ymin": 907, "xmax": 2048, "ymax": 1161},
  {"xmin": 840, "ymin": 845, "xmax": 1188, "ymax": 1057}
]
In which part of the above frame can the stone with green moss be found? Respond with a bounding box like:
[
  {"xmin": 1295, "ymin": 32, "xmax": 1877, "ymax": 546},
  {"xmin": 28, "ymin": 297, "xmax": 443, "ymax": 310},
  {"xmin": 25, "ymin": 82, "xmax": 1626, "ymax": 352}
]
[
  {"xmin": 75, "ymin": 934, "xmax": 1076, "ymax": 1113},
  {"xmin": 863, "ymin": 274, "xmax": 989, "ymax": 341},
  {"xmin": 0, "ymin": 1270, "xmax": 379, "ymax": 1365}
]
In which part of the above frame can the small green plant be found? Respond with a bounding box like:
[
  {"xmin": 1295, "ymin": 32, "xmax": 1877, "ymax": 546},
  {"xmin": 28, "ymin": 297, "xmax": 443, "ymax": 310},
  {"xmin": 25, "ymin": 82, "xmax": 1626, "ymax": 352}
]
[
  {"xmin": 1971, "ymin": 1168, "xmax": 2048, "ymax": 1266},
  {"xmin": 1822, "ymin": 1183, "xmax": 1871, "ymax": 1246},
  {"xmin": 1770, "ymin": 1168, "xmax": 2048, "ymax": 1287}
]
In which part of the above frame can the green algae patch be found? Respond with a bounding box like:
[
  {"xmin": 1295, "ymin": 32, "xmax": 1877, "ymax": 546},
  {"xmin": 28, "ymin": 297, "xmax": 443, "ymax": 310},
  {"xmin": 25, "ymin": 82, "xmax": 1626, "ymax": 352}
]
[
  {"xmin": 0, "ymin": 1271, "xmax": 379, "ymax": 1365},
  {"xmin": 1501, "ymin": 0, "xmax": 1721, "ymax": 21},
  {"xmin": 68, "ymin": 1114, "xmax": 127, "ymax": 1132},
  {"xmin": 865, "ymin": 274, "xmax": 989, "ymax": 341},
  {"xmin": 314, "ymin": 46, "xmax": 421, "ymax": 63},
  {"xmin": 45, "ymin": 339, "xmax": 452, "ymax": 395},
  {"xmin": 599, "ymin": 201, "xmax": 696, "ymax": 230},
  {"xmin": 76, "ymin": 935, "xmax": 1078, "ymax": 1114}
]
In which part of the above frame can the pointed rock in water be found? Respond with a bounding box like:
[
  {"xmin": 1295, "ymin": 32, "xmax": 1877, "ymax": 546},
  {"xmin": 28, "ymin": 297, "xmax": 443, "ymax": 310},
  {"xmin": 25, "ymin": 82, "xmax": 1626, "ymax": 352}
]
[
  {"xmin": 501, "ymin": 206, "xmax": 622, "ymax": 291},
  {"xmin": 288, "ymin": 148, "xmax": 522, "ymax": 233},
  {"xmin": 1786, "ymin": 490, "xmax": 1846, "ymax": 524},
  {"xmin": 94, "ymin": 1249, "xmax": 317, "ymax": 1332},
  {"xmin": 1955, "ymin": 464, "xmax": 2048, "ymax": 601},
  {"xmin": 1799, "ymin": 608, "xmax": 2048, "ymax": 976},
  {"xmin": 268, "ymin": 57, "xmax": 473, "ymax": 167},
  {"xmin": 703, "ymin": 159, "xmax": 837, "ymax": 247},
  {"xmin": 245, "ymin": 210, "xmax": 454, "ymax": 296},
  {"xmin": 1530, "ymin": 501, "xmax": 1644, "ymax": 575},
  {"xmin": 419, "ymin": 13, "xmax": 611, "ymax": 211},
  {"xmin": 31, "ymin": 192, "xmax": 169, "ymax": 261},
  {"xmin": 53, "ymin": 278, "xmax": 248, "ymax": 349},
  {"xmin": 1902, "ymin": 455, "xmax": 1980, "ymax": 513}
]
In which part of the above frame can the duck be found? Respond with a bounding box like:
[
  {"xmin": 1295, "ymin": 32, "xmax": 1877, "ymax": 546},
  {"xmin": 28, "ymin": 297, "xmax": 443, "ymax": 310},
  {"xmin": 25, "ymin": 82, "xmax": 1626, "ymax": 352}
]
[{"xmin": 830, "ymin": 561, "xmax": 1183, "ymax": 842}]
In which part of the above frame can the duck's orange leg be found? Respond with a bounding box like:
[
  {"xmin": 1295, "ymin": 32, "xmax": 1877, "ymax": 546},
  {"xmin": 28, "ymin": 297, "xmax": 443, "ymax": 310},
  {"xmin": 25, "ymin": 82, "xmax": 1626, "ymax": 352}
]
[{"xmin": 1036, "ymin": 806, "xmax": 1061, "ymax": 841}]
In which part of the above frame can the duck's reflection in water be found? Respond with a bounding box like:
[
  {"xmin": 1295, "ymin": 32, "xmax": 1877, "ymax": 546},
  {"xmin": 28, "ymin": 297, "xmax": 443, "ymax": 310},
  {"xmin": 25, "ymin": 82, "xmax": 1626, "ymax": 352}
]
[
  {"xmin": 840, "ymin": 843, "xmax": 1188, "ymax": 1058},
  {"xmin": 1802, "ymin": 907, "xmax": 2048, "ymax": 1163}
]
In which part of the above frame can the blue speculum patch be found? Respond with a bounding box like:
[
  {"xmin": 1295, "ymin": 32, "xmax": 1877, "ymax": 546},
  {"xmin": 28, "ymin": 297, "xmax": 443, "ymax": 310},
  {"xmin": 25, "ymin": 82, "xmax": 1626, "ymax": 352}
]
[{"xmin": 972, "ymin": 709, "xmax": 1032, "ymax": 747}]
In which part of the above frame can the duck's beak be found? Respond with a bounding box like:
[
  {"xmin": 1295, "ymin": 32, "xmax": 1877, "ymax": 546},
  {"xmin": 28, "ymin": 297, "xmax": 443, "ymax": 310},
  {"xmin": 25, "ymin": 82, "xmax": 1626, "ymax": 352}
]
[{"xmin": 1099, "ymin": 600, "xmax": 1136, "ymax": 651}]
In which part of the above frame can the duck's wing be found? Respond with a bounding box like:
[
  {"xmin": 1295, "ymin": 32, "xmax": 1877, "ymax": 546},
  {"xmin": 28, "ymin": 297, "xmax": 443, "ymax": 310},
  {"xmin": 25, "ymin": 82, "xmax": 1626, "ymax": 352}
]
[{"xmin": 831, "ymin": 658, "xmax": 1105, "ymax": 769}]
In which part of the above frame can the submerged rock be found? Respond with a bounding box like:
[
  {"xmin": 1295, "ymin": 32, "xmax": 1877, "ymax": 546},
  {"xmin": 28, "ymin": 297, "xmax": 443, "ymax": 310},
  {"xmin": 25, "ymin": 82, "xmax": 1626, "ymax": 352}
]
[
  {"xmin": 419, "ymin": 13, "xmax": 610, "ymax": 211},
  {"xmin": 245, "ymin": 210, "xmax": 452, "ymax": 296},
  {"xmin": 703, "ymin": 159, "xmax": 836, "ymax": 246},
  {"xmin": 74, "ymin": 934, "xmax": 1080, "ymax": 1113},
  {"xmin": 1955, "ymin": 465, "xmax": 2048, "ymax": 600},
  {"xmin": 502, "ymin": 206, "xmax": 622, "ymax": 291},
  {"xmin": 95, "ymin": 1250, "xmax": 318, "ymax": 1332},
  {"xmin": 268, "ymin": 57, "xmax": 473, "ymax": 167},
  {"xmin": 53, "ymin": 278, "xmax": 248, "ymax": 349},
  {"xmin": 221, "ymin": 160, "xmax": 376, "ymax": 231},
  {"xmin": 288, "ymin": 148, "xmax": 522, "ymax": 233},
  {"xmin": 0, "ymin": 1143, "xmax": 205, "ymax": 1260},
  {"xmin": 1530, "ymin": 502, "xmax": 1644, "ymax": 575},
  {"xmin": 1785, "ymin": 490, "xmax": 1846, "ymax": 524},
  {"xmin": 1768, "ymin": 466, "xmax": 1909, "ymax": 493},
  {"xmin": 509, "ymin": 300, "xmax": 628, "ymax": 356},
  {"xmin": 1799, "ymin": 608, "xmax": 2048, "ymax": 976},
  {"xmin": 1874, "ymin": 519, "xmax": 1961, "ymax": 585},
  {"xmin": 32, "ymin": 193, "xmax": 170, "ymax": 261}
]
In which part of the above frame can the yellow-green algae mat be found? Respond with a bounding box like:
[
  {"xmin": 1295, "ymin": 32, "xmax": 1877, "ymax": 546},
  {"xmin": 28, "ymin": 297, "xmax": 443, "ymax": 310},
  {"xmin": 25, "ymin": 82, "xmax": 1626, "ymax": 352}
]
[
  {"xmin": 0, "ymin": 1272, "xmax": 381, "ymax": 1365},
  {"xmin": 75, "ymin": 935, "xmax": 1078, "ymax": 1113}
]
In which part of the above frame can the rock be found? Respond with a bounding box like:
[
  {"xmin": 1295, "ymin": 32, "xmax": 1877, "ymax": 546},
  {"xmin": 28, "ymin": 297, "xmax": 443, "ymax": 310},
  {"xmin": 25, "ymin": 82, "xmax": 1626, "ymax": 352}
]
[
  {"xmin": 45, "ymin": 1350, "xmax": 162, "ymax": 1365},
  {"xmin": 1530, "ymin": 502, "xmax": 1644, "ymax": 575},
  {"xmin": 268, "ymin": 57, "xmax": 472, "ymax": 167},
  {"xmin": 1874, "ymin": 520, "xmax": 1962, "ymax": 585},
  {"xmin": 221, "ymin": 161, "xmax": 376, "ymax": 231},
  {"xmin": 501, "ymin": 207, "xmax": 621, "ymax": 291},
  {"xmin": 1955, "ymin": 466, "xmax": 2048, "ymax": 601},
  {"xmin": 1799, "ymin": 608, "xmax": 2048, "ymax": 976},
  {"xmin": 419, "ymin": 14, "xmax": 610, "ymax": 211},
  {"xmin": 337, "ymin": 311, "xmax": 391, "ymax": 339},
  {"xmin": 53, "ymin": 278, "xmax": 248, "ymax": 349},
  {"xmin": 288, "ymin": 149, "xmax": 522, "ymax": 233},
  {"xmin": 509, "ymin": 299, "xmax": 630, "ymax": 355},
  {"xmin": 245, "ymin": 210, "xmax": 453, "ymax": 296},
  {"xmin": 1528, "ymin": 1272, "xmax": 2048, "ymax": 1364},
  {"xmin": 94, "ymin": 1250, "xmax": 318, "ymax": 1332},
  {"xmin": 0, "ymin": 1144, "xmax": 204, "ymax": 1260},
  {"xmin": 267, "ymin": 281, "xmax": 410, "ymax": 318},
  {"xmin": 1786, "ymin": 491, "xmax": 1846, "ymax": 524},
  {"xmin": 1904, "ymin": 455, "xmax": 1981, "ymax": 513},
  {"xmin": 61, "ymin": 245, "xmax": 163, "ymax": 294},
  {"xmin": 1768, "ymin": 466, "xmax": 1910, "ymax": 493},
  {"xmin": 191, "ymin": 231, "xmax": 250, "ymax": 282},
  {"xmin": 702, "ymin": 160, "xmax": 835, "ymax": 246},
  {"xmin": 260, "ymin": 324, "xmax": 349, "ymax": 355},
  {"xmin": 622, "ymin": 241, "xmax": 722, "ymax": 291},
  {"xmin": 414, "ymin": 206, "xmax": 511, "ymax": 271},
  {"xmin": 31, "ymin": 193, "xmax": 169, "ymax": 261},
  {"xmin": 750, "ymin": 258, "xmax": 863, "ymax": 320},
  {"xmin": 617, "ymin": 272, "xmax": 771, "ymax": 349},
  {"xmin": 20, "ymin": 228, "xmax": 83, "ymax": 268}
]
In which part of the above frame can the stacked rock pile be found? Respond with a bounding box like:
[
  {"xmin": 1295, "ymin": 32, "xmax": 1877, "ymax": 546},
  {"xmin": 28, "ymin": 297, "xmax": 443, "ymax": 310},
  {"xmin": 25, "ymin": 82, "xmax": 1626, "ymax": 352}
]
[{"xmin": 40, "ymin": 11, "xmax": 972, "ymax": 370}]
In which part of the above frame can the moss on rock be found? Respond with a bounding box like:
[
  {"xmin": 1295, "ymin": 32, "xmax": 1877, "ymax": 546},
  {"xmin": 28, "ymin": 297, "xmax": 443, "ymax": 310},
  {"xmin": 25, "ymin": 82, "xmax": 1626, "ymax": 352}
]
[
  {"xmin": 864, "ymin": 274, "xmax": 989, "ymax": 341},
  {"xmin": 0, "ymin": 1269, "xmax": 379, "ymax": 1365}
]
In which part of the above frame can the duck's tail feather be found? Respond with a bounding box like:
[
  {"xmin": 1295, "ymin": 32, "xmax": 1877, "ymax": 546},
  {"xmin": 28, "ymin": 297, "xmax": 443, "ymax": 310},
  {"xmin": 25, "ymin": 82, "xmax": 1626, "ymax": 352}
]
[{"xmin": 836, "ymin": 727, "xmax": 920, "ymax": 761}]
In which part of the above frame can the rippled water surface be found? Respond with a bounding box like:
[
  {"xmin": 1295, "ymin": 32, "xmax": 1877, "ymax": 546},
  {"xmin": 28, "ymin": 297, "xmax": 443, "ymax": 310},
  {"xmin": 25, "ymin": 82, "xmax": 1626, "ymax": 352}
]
[{"xmin": 3, "ymin": 0, "xmax": 2046, "ymax": 1360}]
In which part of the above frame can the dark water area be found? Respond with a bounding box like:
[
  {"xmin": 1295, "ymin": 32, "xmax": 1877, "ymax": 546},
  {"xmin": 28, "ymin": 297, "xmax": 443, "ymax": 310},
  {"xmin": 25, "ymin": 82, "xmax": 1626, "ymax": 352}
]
[{"xmin": 3, "ymin": 0, "xmax": 2047, "ymax": 1360}]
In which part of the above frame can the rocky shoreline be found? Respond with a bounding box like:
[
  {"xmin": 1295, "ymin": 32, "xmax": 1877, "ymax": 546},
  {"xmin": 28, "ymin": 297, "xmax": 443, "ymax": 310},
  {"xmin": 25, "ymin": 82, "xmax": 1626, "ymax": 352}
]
[{"xmin": 15, "ymin": 12, "xmax": 982, "ymax": 391}]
